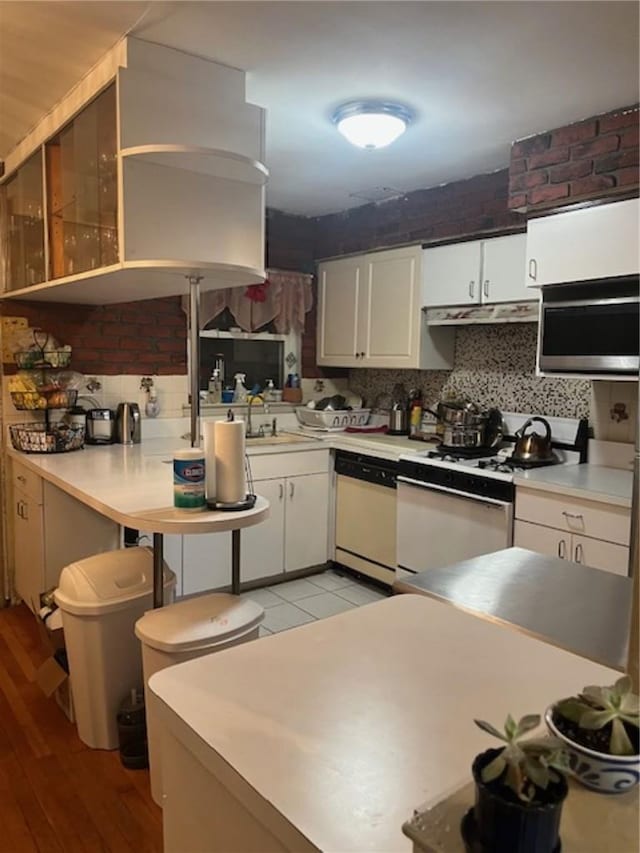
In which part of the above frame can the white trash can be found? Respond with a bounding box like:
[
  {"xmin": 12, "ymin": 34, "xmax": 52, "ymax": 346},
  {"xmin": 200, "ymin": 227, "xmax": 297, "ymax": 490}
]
[
  {"xmin": 135, "ymin": 592, "xmax": 264, "ymax": 806},
  {"xmin": 54, "ymin": 547, "xmax": 175, "ymax": 750}
]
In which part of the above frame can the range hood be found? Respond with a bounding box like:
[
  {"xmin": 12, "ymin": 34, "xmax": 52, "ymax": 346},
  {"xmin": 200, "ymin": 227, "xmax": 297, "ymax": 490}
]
[{"xmin": 425, "ymin": 300, "xmax": 539, "ymax": 326}]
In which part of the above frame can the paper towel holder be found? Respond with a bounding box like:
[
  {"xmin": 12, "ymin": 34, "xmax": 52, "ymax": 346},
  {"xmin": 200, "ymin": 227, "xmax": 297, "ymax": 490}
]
[{"xmin": 206, "ymin": 454, "xmax": 256, "ymax": 511}]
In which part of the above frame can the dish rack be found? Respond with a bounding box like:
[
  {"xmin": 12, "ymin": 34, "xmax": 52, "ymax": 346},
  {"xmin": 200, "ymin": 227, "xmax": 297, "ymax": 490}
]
[{"xmin": 296, "ymin": 407, "xmax": 371, "ymax": 431}]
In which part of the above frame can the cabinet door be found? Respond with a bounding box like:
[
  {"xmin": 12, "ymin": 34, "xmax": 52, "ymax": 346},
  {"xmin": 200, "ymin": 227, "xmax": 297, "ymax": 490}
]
[
  {"xmin": 363, "ymin": 246, "xmax": 421, "ymax": 368},
  {"xmin": 317, "ymin": 257, "xmax": 362, "ymax": 366},
  {"xmin": 480, "ymin": 234, "xmax": 529, "ymax": 303},
  {"xmin": 525, "ymin": 198, "xmax": 640, "ymax": 287},
  {"xmin": 13, "ymin": 492, "xmax": 45, "ymax": 613},
  {"xmin": 513, "ymin": 520, "xmax": 570, "ymax": 561},
  {"xmin": 284, "ymin": 473, "xmax": 329, "ymax": 572},
  {"xmin": 182, "ymin": 532, "xmax": 232, "ymax": 595},
  {"xmin": 572, "ymin": 534, "xmax": 629, "ymax": 577},
  {"xmin": 422, "ymin": 241, "xmax": 482, "ymax": 307},
  {"xmin": 240, "ymin": 479, "xmax": 285, "ymax": 582}
]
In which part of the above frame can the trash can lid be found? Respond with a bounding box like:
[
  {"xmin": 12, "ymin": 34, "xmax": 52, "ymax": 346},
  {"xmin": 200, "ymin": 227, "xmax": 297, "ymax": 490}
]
[
  {"xmin": 135, "ymin": 593, "xmax": 264, "ymax": 653},
  {"xmin": 54, "ymin": 547, "xmax": 175, "ymax": 616}
]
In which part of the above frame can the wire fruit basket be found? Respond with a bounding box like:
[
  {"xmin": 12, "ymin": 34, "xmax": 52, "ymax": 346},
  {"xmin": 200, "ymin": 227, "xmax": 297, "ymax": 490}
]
[
  {"xmin": 10, "ymin": 389, "xmax": 78, "ymax": 411},
  {"xmin": 9, "ymin": 422, "xmax": 85, "ymax": 454},
  {"xmin": 14, "ymin": 349, "xmax": 72, "ymax": 369}
]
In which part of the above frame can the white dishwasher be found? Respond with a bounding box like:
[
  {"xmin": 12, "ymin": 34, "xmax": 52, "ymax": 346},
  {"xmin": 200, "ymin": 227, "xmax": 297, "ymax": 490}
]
[{"xmin": 334, "ymin": 451, "xmax": 397, "ymax": 586}]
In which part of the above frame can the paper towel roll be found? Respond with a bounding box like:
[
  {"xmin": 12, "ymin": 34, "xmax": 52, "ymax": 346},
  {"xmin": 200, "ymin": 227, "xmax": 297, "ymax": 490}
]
[
  {"xmin": 203, "ymin": 420, "xmax": 217, "ymax": 501},
  {"xmin": 215, "ymin": 419, "xmax": 246, "ymax": 503}
]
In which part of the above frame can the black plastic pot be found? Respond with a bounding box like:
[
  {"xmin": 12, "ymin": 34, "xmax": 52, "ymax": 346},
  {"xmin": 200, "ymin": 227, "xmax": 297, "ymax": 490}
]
[{"xmin": 467, "ymin": 748, "xmax": 567, "ymax": 853}]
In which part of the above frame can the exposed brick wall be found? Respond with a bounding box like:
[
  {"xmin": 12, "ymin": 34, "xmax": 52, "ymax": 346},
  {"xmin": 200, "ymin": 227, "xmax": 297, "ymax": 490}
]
[
  {"xmin": 314, "ymin": 170, "xmax": 523, "ymax": 259},
  {"xmin": 266, "ymin": 209, "xmax": 316, "ymax": 273},
  {"xmin": 1, "ymin": 297, "xmax": 186, "ymax": 375},
  {"xmin": 508, "ymin": 104, "xmax": 639, "ymax": 211}
]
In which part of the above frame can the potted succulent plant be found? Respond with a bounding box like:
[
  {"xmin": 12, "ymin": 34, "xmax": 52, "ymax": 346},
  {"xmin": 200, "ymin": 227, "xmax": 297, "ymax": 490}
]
[
  {"xmin": 466, "ymin": 714, "xmax": 570, "ymax": 853},
  {"xmin": 546, "ymin": 675, "xmax": 640, "ymax": 795}
]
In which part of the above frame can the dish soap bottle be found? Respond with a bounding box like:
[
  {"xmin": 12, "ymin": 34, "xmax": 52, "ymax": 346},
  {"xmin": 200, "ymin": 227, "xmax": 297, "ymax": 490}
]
[
  {"xmin": 264, "ymin": 379, "xmax": 275, "ymax": 402},
  {"xmin": 233, "ymin": 373, "xmax": 248, "ymax": 403},
  {"xmin": 145, "ymin": 387, "xmax": 160, "ymax": 418},
  {"xmin": 208, "ymin": 368, "xmax": 222, "ymax": 404}
]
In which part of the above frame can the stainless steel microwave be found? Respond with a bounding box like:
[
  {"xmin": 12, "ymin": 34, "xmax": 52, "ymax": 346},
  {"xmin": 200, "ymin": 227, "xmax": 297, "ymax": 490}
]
[{"xmin": 539, "ymin": 277, "xmax": 639, "ymax": 375}]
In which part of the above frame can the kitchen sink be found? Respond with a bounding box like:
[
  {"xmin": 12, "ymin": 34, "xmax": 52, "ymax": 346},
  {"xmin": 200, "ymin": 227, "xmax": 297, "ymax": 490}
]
[{"xmin": 245, "ymin": 432, "xmax": 315, "ymax": 446}]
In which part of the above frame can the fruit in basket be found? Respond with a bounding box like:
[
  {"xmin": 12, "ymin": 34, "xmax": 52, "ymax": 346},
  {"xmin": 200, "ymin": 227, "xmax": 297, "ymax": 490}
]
[{"xmin": 8, "ymin": 374, "xmax": 38, "ymax": 393}]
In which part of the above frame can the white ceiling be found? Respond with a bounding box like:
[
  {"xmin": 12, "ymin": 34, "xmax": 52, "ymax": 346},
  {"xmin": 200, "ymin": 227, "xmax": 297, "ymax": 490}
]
[{"xmin": 1, "ymin": 1, "xmax": 638, "ymax": 215}]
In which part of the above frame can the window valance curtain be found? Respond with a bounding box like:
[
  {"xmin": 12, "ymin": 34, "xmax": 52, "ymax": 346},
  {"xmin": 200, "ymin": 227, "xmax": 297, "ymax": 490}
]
[{"xmin": 182, "ymin": 269, "xmax": 313, "ymax": 333}]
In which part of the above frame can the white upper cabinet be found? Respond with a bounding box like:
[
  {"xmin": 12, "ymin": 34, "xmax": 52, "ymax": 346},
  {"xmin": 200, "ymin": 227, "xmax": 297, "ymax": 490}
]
[
  {"xmin": 422, "ymin": 233, "xmax": 528, "ymax": 307},
  {"xmin": 525, "ymin": 197, "xmax": 640, "ymax": 288},
  {"xmin": 0, "ymin": 37, "xmax": 267, "ymax": 304},
  {"xmin": 317, "ymin": 245, "xmax": 454, "ymax": 369}
]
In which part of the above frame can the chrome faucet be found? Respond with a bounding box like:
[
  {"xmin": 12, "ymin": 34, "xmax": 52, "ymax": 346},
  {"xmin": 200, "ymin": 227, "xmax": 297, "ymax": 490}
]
[{"xmin": 246, "ymin": 401, "xmax": 271, "ymax": 438}]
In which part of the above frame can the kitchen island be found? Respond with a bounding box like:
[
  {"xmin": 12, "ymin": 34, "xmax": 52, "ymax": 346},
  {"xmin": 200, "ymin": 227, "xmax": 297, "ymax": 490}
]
[
  {"xmin": 394, "ymin": 546, "xmax": 632, "ymax": 669},
  {"xmin": 149, "ymin": 593, "xmax": 629, "ymax": 853}
]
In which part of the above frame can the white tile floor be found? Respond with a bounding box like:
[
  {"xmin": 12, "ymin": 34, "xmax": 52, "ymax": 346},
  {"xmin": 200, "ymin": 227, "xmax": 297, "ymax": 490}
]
[{"xmin": 242, "ymin": 569, "xmax": 389, "ymax": 635}]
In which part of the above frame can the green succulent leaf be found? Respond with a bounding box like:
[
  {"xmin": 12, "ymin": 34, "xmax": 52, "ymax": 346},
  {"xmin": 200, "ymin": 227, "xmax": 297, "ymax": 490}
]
[
  {"xmin": 619, "ymin": 694, "xmax": 640, "ymax": 717},
  {"xmin": 555, "ymin": 697, "xmax": 588, "ymax": 723},
  {"xmin": 505, "ymin": 714, "xmax": 518, "ymax": 741},
  {"xmin": 481, "ymin": 753, "xmax": 506, "ymax": 783},
  {"xmin": 580, "ymin": 708, "xmax": 617, "ymax": 730},
  {"xmin": 523, "ymin": 757, "xmax": 548, "ymax": 789},
  {"xmin": 614, "ymin": 675, "xmax": 632, "ymax": 698},
  {"xmin": 516, "ymin": 714, "xmax": 541, "ymax": 737},
  {"xmin": 523, "ymin": 736, "xmax": 565, "ymax": 752},
  {"xmin": 474, "ymin": 719, "xmax": 507, "ymax": 741},
  {"xmin": 610, "ymin": 718, "xmax": 635, "ymax": 756}
]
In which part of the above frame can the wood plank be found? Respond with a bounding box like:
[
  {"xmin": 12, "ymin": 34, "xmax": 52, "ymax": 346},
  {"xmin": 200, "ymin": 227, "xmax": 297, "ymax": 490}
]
[{"xmin": 0, "ymin": 752, "xmax": 63, "ymax": 853}]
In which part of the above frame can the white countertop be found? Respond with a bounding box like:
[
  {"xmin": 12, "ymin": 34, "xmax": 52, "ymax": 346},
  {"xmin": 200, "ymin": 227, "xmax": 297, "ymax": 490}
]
[
  {"xmin": 151, "ymin": 594, "xmax": 617, "ymax": 853},
  {"xmin": 515, "ymin": 464, "xmax": 634, "ymax": 508}
]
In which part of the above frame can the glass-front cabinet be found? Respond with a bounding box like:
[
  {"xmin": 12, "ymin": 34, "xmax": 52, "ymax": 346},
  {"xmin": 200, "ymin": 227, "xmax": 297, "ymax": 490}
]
[
  {"xmin": 1, "ymin": 151, "xmax": 46, "ymax": 290},
  {"xmin": 45, "ymin": 85, "xmax": 118, "ymax": 279}
]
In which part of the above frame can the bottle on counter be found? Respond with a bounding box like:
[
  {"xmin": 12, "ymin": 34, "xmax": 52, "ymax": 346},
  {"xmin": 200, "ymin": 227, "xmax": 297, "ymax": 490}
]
[
  {"xmin": 207, "ymin": 368, "xmax": 222, "ymax": 404},
  {"xmin": 232, "ymin": 373, "xmax": 248, "ymax": 403},
  {"xmin": 145, "ymin": 387, "xmax": 161, "ymax": 418},
  {"xmin": 408, "ymin": 388, "xmax": 423, "ymax": 437},
  {"xmin": 264, "ymin": 379, "xmax": 276, "ymax": 402}
]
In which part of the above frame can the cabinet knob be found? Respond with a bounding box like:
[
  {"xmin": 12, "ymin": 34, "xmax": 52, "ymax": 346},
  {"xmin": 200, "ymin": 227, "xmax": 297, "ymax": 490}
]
[
  {"xmin": 17, "ymin": 475, "xmax": 26, "ymax": 485},
  {"xmin": 468, "ymin": 280, "xmax": 475, "ymax": 298},
  {"xmin": 557, "ymin": 539, "xmax": 566, "ymax": 559},
  {"xmin": 528, "ymin": 258, "xmax": 537, "ymax": 281},
  {"xmin": 483, "ymin": 279, "xmax": 489, "ymax": 298}
]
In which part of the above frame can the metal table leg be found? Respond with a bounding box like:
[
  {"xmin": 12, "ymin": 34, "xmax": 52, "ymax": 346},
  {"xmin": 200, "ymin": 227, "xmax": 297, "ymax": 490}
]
[
  {"xmin": 232, "ymin": 529, "xmax": 241, "ymax": 595},
  {"xmin": 153, "ymin": 532, "xmax": 164, "ymax": 609}
]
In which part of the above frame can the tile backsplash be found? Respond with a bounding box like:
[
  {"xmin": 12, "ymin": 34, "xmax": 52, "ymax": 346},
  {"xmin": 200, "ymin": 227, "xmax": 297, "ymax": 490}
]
[{"xmin": 349, "ymin": 324, "xmax": 638, "ymax": 440}]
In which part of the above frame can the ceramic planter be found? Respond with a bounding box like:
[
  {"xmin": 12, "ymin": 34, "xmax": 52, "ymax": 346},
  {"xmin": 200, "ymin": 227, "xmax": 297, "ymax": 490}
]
[
  {"xmin": 466, "ymin": 748, "xmax": 567, "ymax": 853},
  {"xmin": 545, "ymin": 706, "xmax": 640, "ymax": 795}
]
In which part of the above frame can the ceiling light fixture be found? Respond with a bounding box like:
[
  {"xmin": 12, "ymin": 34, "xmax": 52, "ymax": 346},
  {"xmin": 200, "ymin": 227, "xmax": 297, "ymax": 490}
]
[{"xmin": 333, "ymin": 101, "xmax": 412, "ymax": 150}]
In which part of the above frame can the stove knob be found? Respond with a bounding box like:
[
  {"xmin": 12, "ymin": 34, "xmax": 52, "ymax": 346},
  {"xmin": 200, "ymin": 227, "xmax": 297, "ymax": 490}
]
[{"xmin": 477, "ymin": 460, "xmax": 487, "ymax": 469}]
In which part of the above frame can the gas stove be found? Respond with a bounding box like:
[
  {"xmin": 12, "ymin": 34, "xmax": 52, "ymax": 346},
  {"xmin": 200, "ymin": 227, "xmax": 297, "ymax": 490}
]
[{"xmin": 398, "ymin": 413, "xmax": 588, "ymax": 498}]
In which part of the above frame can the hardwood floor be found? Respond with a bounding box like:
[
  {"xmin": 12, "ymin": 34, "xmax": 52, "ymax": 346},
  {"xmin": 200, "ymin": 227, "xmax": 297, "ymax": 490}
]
[{"xmin": 0, "ymin": 604, "xmax": 163, "ymax": 852}]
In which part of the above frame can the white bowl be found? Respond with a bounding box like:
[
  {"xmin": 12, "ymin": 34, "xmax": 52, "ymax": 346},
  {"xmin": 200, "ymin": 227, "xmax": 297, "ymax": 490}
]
[{"xmin": 545, "ymin": 706, "xmax": 640, "ymax": 794}]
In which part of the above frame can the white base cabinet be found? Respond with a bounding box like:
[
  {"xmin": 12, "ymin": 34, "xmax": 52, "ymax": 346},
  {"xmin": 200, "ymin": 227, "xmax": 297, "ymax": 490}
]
[
  {"xmin": 525, "ymin": 197, "xmax": 639, "ymax": 288},
  {"xmin": 11, "ymin": 462, "xmax": 121, "ymax": 612},
  {"xmin": 317, "ymin": 245, "xmax": 454, "ymax": 369},
  {"xmin": 422, "ymin": 233, "xmax": 529, "ymax": 307},
  {"xmin": 513, "ymin": 487, "xmax": 630, "ymax": 576},
  {"xmin": 166, "ymin": 451, "xmax": 331, "ymax": 596}
]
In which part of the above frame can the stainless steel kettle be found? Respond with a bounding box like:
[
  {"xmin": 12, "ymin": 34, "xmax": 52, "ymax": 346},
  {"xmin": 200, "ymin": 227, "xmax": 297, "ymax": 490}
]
[
  {"xmin": 512, "ymin": 417, "xmax": 553, "ymax": 462},
  {"xmin": 116, "ymin": 402, "xmax": 141, "ymax": 445}
]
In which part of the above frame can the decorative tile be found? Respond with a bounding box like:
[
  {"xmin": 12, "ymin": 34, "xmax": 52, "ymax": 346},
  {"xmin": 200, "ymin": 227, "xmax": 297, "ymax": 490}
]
[
  {"xmin": 295, "ymin": 592, "xmax": 356, "ymax": 618},
  {"xmin": 349, "ymin": 325, "xmax": 592, "ymax": 421}
]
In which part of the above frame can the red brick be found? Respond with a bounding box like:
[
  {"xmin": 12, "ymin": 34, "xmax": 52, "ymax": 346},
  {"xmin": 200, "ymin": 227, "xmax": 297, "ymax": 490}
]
[
  {"xmin": 511, "ymin": 134, "xmax": 551, "ymax": 158},
  {"xmin": 510, "ymin": 158, "xmax": 527, "ymax": 175},
  {"xmin": 571, "ymin": 135, "xmax": 619, "ymax": 159},
  {"xmin": 615, "ymin": 167, "xmax": 640, "ymax": 187},
  {"xmin": 551, "ymin": 120, "xmax": 597, "ymax": 147},
  {"xmin": 529, "ymin": 183, "xmax": 569, "ymax": 206},
  {"xmin": 570, "ymin": 174, "xmax": 616, "ymax": 196},
  {"xmin": 549, "ymin": 160, "xmax": 592, "ymax": 183},
  {"xmin": 620, "ymin": 126, "xmax": 640, "ymax": 149},
  {"xmin": 118, "ymin": 337, "xmax": 145, "ymax": 350},
  {"xmin": 598, "ymin": 109, "xmax": 639, "ymax": 134},
  {"xmin": 508, "ymin": 193, "xmax": 527, "ymax": 209},
  {"xmin": 594, "ymin": 149, "xmax": 639, "ymax": 174},
  {"xmin": 158, "ymin": 339, "xmax": 186, "ymax": 353},
  {"xmin": 528, "ymin": 147, "xmax": 569, "ymax": 169},
  {"xmin": 510, "ymin": 170, "xmax": 549, "ymax": 192}
]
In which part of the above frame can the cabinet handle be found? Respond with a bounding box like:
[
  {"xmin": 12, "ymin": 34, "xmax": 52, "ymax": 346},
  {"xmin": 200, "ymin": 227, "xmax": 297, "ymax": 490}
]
[
  {"xmin": 557, "ymin": 539, "xmax": 566, "ymax": 559},
  {"xmin": 16, "ymin": 500, "xmax": 22, "ymax": 519},
  {"xmin": 355, "ymin": 352, "xmax": 360, "ymax": 359},
  {"xmin": 468, "ymin": 280, "xmax": 475, "ymax": 298},
  {"xmin": 289, "ymin": 481, "xmax": 295, "ymax": 499},
  {"xmin": 483, "ymin": 279, "xmax": 489, "ymax": 298},
  {"xmin": 21, "ymin": 501, "xmax": 28, "ymax": 521},
  {"xmin": 562, "ymin": 511, "xmax": 584, "ymax": 523},
  {"xmin": 279, "ymin": 483, "xmax": 284, "ymax": 500},
  {"xmin": 528, "ymin": 258, "xmax": 537, "ymax": 281},
  {"xmin": 574, "ymin": 543, "xmax": 584, "ymax": 564}
]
